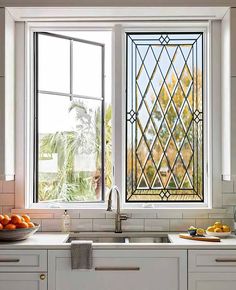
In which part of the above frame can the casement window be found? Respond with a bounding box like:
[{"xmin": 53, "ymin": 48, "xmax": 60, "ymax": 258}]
[
  {"xmin": 126, "ymin": 32, "xmax": 204, "ymax": 202},
  {"xmin": 22, "ymin": 22, "xmax": 210, "ymax": 207},
  {"xmin": 33, "ymin": 31, "xmax": 112, "ymax": 203}
]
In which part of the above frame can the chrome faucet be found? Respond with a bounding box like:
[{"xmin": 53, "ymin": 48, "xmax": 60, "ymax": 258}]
[{"xmin": 107, "ymin": 186, "xmax": 128, "ymax": 233}]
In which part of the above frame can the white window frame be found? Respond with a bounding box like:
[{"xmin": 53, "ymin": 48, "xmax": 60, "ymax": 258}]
[{"xmin": 15, "ymin": 20, "xmax": 221, "ymax": 210}]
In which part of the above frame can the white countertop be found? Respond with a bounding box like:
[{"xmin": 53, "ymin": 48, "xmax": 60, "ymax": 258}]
[{"xmin": 0, "ymin": 232, "xmax": 236, "ymax": 250}]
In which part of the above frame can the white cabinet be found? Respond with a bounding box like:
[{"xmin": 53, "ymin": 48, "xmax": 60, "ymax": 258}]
[
  {"xmin": 0, "ymin": 273, "xmax": 47, "ymax": 290},
  {"xmin": 48, "ymin": 249, "xmax": 187, "ymax": 290},
  {"xmin": 0, "ymin": 250, "xmax": 47, "ymax": 290},
  {"xmin": 189, "ymin": 273, "xmax": 236, "ymax": 290},
  {"xmin": 189, "ymin": 250, "xmax": 236, "ymax": 290}
]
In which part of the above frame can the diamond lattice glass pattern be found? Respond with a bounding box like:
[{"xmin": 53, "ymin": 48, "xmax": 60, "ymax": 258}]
[{"xmin": 126, "ymin": 32, "xmax": 204, "ymax": 202}]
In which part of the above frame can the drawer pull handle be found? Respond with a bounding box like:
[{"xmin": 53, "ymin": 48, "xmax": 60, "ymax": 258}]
[
  {"xmin": 0, "ymin": 259, "xmax": 20, "ymax": 263},
  {"xmin": 95, "ymin": 267, "xmax": 140, "ymax": 271},
  {"xmin": 215, "ymin": 259, "xmax": 236, "ymax": 262},
  {"xmin": 40, "ymin": 274, "xmax": 46, "ymax": 280}
]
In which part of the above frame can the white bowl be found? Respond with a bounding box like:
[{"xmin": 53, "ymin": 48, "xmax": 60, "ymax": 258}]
[
  {"xmin": 0, "ymin": 223, "xmax": 40, "ymax": 241},
  {"xmin": 206, "ymin": 230, "xmax": 231, "ymax": 238}
]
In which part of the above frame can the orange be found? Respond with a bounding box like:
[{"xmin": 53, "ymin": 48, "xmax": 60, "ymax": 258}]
[
  {"xmin": 1, "ymin": 216, "xmax": 11, "ymax": 226},
  {"xmin": 4, "ymin": 224, "xmax": 16, "ymax": 230},
  {"xmin": 16, "ymin": 221, "xmax": 29, "ymax": 229},
  {"xmin": 21, "ymin": 217, "xmax": 25, "ymax": 222},
  {"xmin": 22, "ymin": 214, "xmax": 31, "ymax": 223},
  {"xmin": 11, "ymin": 214, "xmax": 22, "ymax": 225},
  {"xmin": 27, "ymin": 222, "xmax": 35, "ymax": 228},
  {"xmin": 0, "ymin": 215, "xmax": 4, "ymax": 222},
  {"xmin": 0, "ymin": 223, "xmax": 3, "ymax": 230}
]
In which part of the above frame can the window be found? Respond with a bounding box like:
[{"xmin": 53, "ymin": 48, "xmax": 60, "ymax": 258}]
[
  {"xmin": 29, "ymin": 24, "xmax": 208, "ymax": 207},
  {"xmin": 34, "ymin": 31, "xmax": 112, "ymax": 203},
  {"xmin": 126, "ymin": 32, "xmax": 204, "ymax": 202}
]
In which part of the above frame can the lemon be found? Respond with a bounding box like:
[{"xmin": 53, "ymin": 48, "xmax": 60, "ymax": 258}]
[
  {"xmin": 214, "ymin": 228, "xmax": 222, "ymax": 233},
  {"xmin": 196, "ymin": 228, "xmax": 205, "ymax": 236},
  {"xmin": 214, "ymin": 221, "xmax": 223, "ymax": 228},
  {"xmin": 207, "ymin": 226, "xmax": 215, "ymax": 232},
  {"xmin": 222, "ymin": 225, "xmax": 231, "ymax": 232}
]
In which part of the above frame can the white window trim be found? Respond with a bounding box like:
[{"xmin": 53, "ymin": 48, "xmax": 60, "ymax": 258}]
[{"xmin": 15, "ymin": 20, "xmax": 222, "ymax": 210}]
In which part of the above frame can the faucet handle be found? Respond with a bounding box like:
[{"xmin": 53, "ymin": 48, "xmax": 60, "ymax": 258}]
[{"xmin": 120, "ymin": 214, "xmax": 128, "ymax": 221}]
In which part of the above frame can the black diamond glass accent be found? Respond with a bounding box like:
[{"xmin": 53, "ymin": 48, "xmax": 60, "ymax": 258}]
[{"xmin": 126, "ymin": 32, "xmax": 204, "ymax": 202}]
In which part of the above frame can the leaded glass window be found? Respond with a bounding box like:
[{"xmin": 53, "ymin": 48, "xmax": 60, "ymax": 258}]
[{"xmin": 126, "ymin": 32, "xmax": 204, "ymax": 202}]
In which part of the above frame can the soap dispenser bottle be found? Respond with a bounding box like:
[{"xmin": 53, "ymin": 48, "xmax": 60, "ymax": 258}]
[{"xmin": 62, "ymin": 210, "xmax": 70, "ymax": 232}]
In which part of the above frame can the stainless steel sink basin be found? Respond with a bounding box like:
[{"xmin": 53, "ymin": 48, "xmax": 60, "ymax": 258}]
[
  {"xmin": 127, "ymin": 236, "xmax": 170, "ymax": 243},
  {"xmin": 66, "ymin": 232, "xmax": 171, "ymax": 244},
  {"xmin": 67, "ymin": 236, "xmax": 126, "ymax": 243}
]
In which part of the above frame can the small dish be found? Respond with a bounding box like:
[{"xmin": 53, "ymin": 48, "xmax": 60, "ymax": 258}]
[{"xmin": 206, "ymin": 230, "xmax": 231, "ymax": 238}]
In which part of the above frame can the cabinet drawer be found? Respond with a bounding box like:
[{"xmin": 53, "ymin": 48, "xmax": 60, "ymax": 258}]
[
  {"xmin": 189, "ymin": 250, "xmax": 236, "ymax": 272},
  {"xmin": 0, "ymin": 250, "xmax": 47, "ymax": 272}
]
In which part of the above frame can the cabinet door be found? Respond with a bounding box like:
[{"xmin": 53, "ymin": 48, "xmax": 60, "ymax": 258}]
[
  {"xmin": 0, "ymin": 273, "xmax": 47, "ymax": 290},
  {"xmin": 189, "ymin": 273, "xmax": 236, "ymax": 290},
  {"xmin": 49, "ymin": 249, "xmax": 187, "ymax": 290}
]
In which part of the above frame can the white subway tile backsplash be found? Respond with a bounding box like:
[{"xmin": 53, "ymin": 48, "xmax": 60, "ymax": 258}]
[
  {"xmin": 170, "ymin": 219, "xmax": 195, "ymax": 231},
  {"xmin": 2, "ymin": 206, "xmax": 14, "ymax": 215},
  {"xmin": 223, "ymin": 193, "xmax": 236, "ymax": 205},
  {"xmin": 71, "ymin": 219, "xmax": 93, "ymax": 232},
  {"xmin": 182, "ymin": 210, "xmax": 208, "ymax": 219},
  {"xmin": 122, "ymin": 219, "xmax": 144, "ymax": 231},
  {"xmin": 2, "ymin": 180, "xmax": 14, "ymax": 193},
  {"xmin": 208, "ymin": 213, "xmax": 233, "ymax": 219},
  {"xmin": 0, "ymin": 194, "xmax": 14, "ymax": 206},
  {"xmin": 157, "ymin": 210, "xmax": 182, "ymax": 219},
  {"xmin": 79, "ymin": 210, "xmax": 106, "ymax": 219},
  {"xmin": 144, "ymin": 219, "xmax": 169, "ymax": 231},
  {"xmin": 131, "ymin": 212, "xmax": 157, "ymax": 219},
  {"xmin": 93, "ymin": 219, "xmax": 114, "ymax": 231},
  {"xmin": 42, "ymin": 219, "xmax": 62, "ymax": 232},
  {"xmin": 222, "ymin": 180, "xmax": 234, "ymax": 193}
]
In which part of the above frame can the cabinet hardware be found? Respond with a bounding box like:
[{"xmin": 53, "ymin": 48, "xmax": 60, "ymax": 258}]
[
  {"xmin": 40, "ymin": 274, "xmax": 46, "ymax": 280},
  {"xmin": 95, "ymin": 267, "xmax": 140, "ymax": 271},
  {"xmin": 215, "ymin": 259, "xmax": 236, "ymax": 262},
  {"xmin": 0, "ymin": 259, "xmax": 20, "ymax": 263}
]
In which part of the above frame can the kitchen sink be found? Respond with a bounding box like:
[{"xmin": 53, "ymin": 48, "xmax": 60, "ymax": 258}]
[
  {"xmin": 127, "ymin": 236, "xmax": 170, "ymax": 243},
  {"xmin": 67, "ymin": 236, "xmax": 127, "ymax": 243},
  {"xmin": 66, "ymin": 232, "xmax": 171, "ymax": 244}
]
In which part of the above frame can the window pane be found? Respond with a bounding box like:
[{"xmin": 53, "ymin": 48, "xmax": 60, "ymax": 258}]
[
  {"xmin": 73, "ymin": 41, "xmax": 102, "ymax": 98},
  {"xmin": 38, "ymin": 34, "xmax": 70, "ymax": 93},
  {"xmin": 126, "ymin": 32, "xmax": 204, "ymax": 202},
  {"xmin": 37, "ymin": 93, "xmax": 103, "ymax": 202}
]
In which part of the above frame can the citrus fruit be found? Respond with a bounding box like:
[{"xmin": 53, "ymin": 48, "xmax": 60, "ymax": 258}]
[
  {"xmin": 197, "ymin": 228, "xmax": 205, "ymax": 235},
  {"xmin": 16, "ymin": 221, "xmax": 29, "ymax": 229},
  {"xmin": 0, "ymin": 223, "xmax": 3, "ymax": 230},
  {"xmin": 27, "ymin": 222, "xmax": 35, "ymax": 228},
  {"xmin": 22, "ymin": 214, "xmax": 31, "ymax": 223},
  {"xmin": 0, "ymin": 215, "xmax": 4, "ymax": 222},
  {"xmin": 1, "ymin": 216, "xmax": 11, "ymax": 226},
  {"xmin": 222, "ymin": 225, "xmax": 231, "ymax": 232},
  {"xmin": 214, "ymin": 228, "xmax": 222, "ymax": 232},
  {"xmin": 11, "ymin": 214, "xmax": 22, "ymax": 225},
  {"xmin": 4, "ymin": 224, "xmax": 16, "ymax": 230},
  {"xmin": 207, "ymin": 226, "xmax": 215, "ymax": 232}
]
